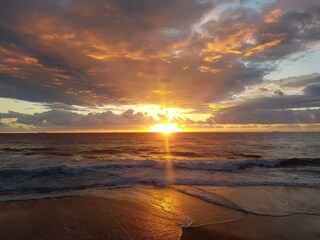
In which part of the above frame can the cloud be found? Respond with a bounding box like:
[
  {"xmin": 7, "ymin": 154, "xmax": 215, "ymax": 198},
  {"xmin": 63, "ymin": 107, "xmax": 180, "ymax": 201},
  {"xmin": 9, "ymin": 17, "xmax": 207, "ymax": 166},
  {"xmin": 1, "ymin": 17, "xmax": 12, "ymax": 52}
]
[
  {"xmin": 274, "ymin": 90, "xmax": 284, "ymax": 96},
  {"xmin": 0, "ymin": 0, "xmax": 320, "ymax": 130},
  {"xmin": 0, "ymin": 109, "xmax": 156, "ymax": 130},
  {"xmin": 279, "ymin": 74, "xmax": 320, "ymax": 88},
  {"xmin": 0, "ymin": 121, "xmax": 8, "ymax": 130},
  {"xmin": 0, "ymin": 0, "xmax": 318, "ymax": 108},
  {"xmin": 212, "ymin": 83, "xmax": 320, "ymax": 124},
  {"xmin": 214, "ymin": 107, "xmax": 320, "ymax": 124},
  {"xmin": 303, "ymin": 84, "xmax": 320, "ymax": 96},
  {"xmin": 201, "ymin": 2, "xmax": 320, "ymax": 62}
]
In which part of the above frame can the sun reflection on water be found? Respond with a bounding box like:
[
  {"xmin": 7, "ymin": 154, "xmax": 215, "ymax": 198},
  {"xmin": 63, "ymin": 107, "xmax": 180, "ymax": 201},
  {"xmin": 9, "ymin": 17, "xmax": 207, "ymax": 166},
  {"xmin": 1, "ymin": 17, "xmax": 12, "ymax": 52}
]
[{"xmin": 164, "ymin": 134, "xmax": 175, "ymax": 185}]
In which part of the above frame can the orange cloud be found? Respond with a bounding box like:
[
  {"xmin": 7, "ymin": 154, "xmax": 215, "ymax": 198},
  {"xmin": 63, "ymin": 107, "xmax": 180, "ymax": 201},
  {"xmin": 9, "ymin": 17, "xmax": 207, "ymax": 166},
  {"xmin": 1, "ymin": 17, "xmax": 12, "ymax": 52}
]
[
  {"xmin": 203, "ymin": 55, "xmax": 222, "ymax": 62},
  {"xmin": 244, "ymin": 39, "xmax": 283, "ymax": 56},
  {"xmin": 201, "ymin": 24, "xmax": 285, "ymax": 59},
  {"xmin": 201, "ymin": 27, "xmax": 256, "ymax": 57},
  {"xmin": 264, "ymin": 9, "xmax": 285, "ymax": 24},
  {"xmin": 198, "ymin": 66, "xmax": 221, "ymax": 73}
]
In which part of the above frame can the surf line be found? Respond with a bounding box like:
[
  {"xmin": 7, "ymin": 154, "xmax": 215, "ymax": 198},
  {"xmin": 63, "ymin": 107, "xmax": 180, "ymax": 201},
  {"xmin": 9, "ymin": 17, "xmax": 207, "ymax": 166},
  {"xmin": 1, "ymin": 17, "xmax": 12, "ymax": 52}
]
[
  {"xmin": 187, "ymin": 214, "xmax": 248, "ymax": 229},
  {"xmin": 171, "ymin": 185, "xmax": 320, "ymax": 218}
]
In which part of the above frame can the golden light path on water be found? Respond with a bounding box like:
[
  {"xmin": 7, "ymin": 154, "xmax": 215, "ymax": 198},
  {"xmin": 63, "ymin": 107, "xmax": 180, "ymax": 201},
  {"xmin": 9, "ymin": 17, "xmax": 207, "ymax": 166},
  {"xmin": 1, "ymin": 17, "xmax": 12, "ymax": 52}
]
[
  {"xmin": 164, "ymin": 133, "xmax": 175, "ymax": 185},
  {"xmin": 148, "ymin": 123, "xmax": 181, "ymax": 185},
  {"xmin": 147, "ymin": 123, "xmax": 181, "ymax": 185}
]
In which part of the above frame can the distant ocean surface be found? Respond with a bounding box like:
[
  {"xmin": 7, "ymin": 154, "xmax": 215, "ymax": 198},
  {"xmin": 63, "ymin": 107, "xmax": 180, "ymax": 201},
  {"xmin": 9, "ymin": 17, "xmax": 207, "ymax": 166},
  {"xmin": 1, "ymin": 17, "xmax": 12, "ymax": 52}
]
[{"xmin": 0, "ymin": 132, "xmax": 319, "ymax": 202}]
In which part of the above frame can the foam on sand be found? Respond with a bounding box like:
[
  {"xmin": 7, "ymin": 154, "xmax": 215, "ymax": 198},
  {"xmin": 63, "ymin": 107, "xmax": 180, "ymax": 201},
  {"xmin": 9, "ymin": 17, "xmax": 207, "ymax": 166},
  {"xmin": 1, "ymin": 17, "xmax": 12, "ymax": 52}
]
[
  {"xmin": 0, "ymin": 186, "xmax": 320, "ymax": 240},
  {"xmin": 0, "ymin": 187, "xmax": 244, "ymax": 240}
]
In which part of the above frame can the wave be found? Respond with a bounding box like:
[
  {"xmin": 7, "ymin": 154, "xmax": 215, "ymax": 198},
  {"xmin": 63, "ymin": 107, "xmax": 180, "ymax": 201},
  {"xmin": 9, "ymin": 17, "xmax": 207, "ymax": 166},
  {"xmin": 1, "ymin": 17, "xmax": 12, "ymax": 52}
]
[
  {"xmin": 1, "ymin": 147, "xmax": 24, "ymax": 152},
  {"xmin": 231, "ymin": 152, "xmax": 262, "ymax": 158},
  {"xmin": 24, "ymin": 152, "xmax": 74, "ymax": 156},
  {"xmin": 0, "ymin": 161, "xmax": 157, "ymax": 179},
  {"xmin": 175, "ymin": 158, "xmax": 320, "ymax": 171},
  {"xmin": 82, "ymin": 149, "xmax": 123, "ymax": 154},
  {"xmin": 1, "ymin": 157, "xmax": 320, "ymax": 202},
  {"xmin": 171, "ymin": 151, "xmax": 202, "ymax": 157},
  {"xmin": 149, "ymin": 151, "xmax": 202, "ymax": 157},
  {"xmin": 280, "ymin": 158, "xmax": 320, "ymax": 167},
  {"xmin": 1, "ymin": 147, "xmax": 58, "ymax": 152},
  {"xmin": 1, "ymin": 158, "xmax": 319, "ymax": 179},
  {"xmin": 1, "ymin": 147, "xmax": 73, "ymax": 157},
  {"xmin": 175, "ymin": 159, "xmax": 281, "ymax": 171}
]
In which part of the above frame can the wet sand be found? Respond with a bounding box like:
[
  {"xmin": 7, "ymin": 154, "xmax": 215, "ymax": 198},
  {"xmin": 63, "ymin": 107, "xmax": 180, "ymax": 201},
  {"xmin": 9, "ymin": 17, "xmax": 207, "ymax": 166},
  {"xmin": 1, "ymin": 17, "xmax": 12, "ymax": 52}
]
[
  {"xmin": 182, "ymin": 213, "xmax": 320, "ymax": 240},
  {"xmin": 0, "ymin": 186, "xmax": 320, "ymax": 240}
]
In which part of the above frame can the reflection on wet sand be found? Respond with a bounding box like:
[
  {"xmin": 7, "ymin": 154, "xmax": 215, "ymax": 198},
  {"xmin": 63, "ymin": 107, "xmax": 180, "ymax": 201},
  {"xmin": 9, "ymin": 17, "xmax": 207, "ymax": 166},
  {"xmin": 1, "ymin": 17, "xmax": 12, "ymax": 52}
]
[
  {"xmin": 0, "ymin": 186, "xmax": 319, "ymax": 240},
  {"xmin": 0, "ymin": 187, "xmax": 243, "ymax": 240}
]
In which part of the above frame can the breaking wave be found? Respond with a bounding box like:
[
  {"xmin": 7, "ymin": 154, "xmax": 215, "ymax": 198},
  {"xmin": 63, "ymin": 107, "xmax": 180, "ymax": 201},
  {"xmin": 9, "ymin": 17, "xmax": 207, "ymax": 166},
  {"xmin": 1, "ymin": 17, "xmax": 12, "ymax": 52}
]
[
  {"xmin": 1, "ymin": 158, "xmax": 320, "ymax": 179},
  {"xmin": 0, "ymin": 157, "xmax": 319, "ymax": 202}
]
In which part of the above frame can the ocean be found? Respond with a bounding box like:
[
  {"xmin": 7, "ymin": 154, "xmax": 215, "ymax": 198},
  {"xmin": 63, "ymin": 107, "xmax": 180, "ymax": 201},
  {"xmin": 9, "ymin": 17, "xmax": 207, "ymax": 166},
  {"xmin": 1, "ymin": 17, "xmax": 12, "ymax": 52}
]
[{"xmin": 0, "ymin": 132, "xmax": 319, "ymax": 202}]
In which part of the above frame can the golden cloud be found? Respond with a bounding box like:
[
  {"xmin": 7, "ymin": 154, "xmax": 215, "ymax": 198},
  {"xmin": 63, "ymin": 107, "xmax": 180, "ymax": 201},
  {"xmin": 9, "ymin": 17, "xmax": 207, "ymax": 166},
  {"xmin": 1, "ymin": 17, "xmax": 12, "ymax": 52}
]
[
  {"xmin": 198, "ymin": 66, "xmax": 221, "ymax": 73},
  {"xmin": 201, "ymin": 27, "xmax": 256, "ymax": 57},
  {"xmin": 264, "ymin": 9, "xmax": 285, "ymax": 24}
]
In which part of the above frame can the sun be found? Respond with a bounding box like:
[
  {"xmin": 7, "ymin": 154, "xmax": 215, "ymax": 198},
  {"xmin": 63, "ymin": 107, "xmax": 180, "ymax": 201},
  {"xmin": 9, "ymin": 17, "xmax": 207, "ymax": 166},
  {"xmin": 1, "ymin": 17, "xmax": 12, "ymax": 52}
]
[{"xmin": 150, "ymin": 123, "xmax": 182, "ymax": 134}]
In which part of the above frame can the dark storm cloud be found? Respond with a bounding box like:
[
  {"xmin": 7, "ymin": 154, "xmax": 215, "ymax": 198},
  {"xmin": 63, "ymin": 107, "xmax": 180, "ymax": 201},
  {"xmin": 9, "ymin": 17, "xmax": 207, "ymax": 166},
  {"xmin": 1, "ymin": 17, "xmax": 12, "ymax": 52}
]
[{"xmin": 0, "ymin": 0, "xmax": 319, "ymax": 124}]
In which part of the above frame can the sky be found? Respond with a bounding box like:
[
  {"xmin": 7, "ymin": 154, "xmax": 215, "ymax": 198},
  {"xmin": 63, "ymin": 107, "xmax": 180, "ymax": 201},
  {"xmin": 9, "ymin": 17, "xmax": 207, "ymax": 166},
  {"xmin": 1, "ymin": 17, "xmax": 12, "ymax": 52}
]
[{"xmin": 0, "ymin": 0, "xmax": 320, "ymax": 132}]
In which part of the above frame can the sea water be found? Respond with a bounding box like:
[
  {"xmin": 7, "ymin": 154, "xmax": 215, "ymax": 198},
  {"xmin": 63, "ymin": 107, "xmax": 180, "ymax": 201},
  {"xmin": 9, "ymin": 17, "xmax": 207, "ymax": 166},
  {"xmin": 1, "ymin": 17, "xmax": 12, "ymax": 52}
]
[{"xmin": 0, "ymin": 132, "xmax": 319, "ymax": 201}]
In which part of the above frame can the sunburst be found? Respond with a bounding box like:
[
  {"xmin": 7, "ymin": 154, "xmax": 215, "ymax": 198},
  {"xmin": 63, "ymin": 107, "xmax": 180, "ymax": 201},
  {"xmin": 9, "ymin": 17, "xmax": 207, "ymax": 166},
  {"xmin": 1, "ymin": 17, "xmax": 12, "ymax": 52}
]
[{"xmin": 150, "ymin": 123, "xmax": 182, "ymax": 134}]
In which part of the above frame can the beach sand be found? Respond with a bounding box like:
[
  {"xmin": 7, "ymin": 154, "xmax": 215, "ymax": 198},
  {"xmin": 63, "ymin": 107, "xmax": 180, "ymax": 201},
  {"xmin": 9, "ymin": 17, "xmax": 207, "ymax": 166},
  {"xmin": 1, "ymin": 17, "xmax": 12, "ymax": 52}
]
[
  {"xmin": 181, "ymin": 213, "xmax": 320, "ymax": 240},
  {"xmin": 0, "ymin": 186, "xmax": 319, "ymax": 240}
]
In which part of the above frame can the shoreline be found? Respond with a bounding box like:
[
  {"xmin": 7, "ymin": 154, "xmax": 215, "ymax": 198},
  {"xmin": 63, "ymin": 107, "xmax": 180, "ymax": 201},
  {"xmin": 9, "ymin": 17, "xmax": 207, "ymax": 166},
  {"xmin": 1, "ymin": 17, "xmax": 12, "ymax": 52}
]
[
  {"xmin": 181, "ymin": 212, "xmax": 320, "ymax": 240},
  {"xmin": 0, "ymin": 186, "xmax": 319, "ymax": 240}
]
